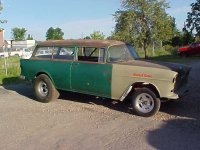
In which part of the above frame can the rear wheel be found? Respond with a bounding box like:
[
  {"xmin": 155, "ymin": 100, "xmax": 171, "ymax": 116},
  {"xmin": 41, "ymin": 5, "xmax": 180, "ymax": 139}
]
[
  {"xmin": 33, "ymin": 74, "xmax": 59, "ymax": 103},
  {"xmin": 131, "ymin": 88, "xmax": 160, "ymax": 117}
]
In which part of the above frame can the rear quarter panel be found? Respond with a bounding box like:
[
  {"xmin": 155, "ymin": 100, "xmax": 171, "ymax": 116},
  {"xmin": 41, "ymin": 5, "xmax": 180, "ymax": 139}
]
[
  {"xmin": 20, "ymin": 59, "xmax": 56, "ymax": 82},
  {"xmin": 20, "ymin": 59, "xmax": 72, "ymax": 90}
]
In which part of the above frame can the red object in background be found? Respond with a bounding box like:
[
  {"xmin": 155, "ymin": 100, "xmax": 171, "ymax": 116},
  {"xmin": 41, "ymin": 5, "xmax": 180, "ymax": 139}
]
[{"xmin": 178, "ymin": 42, "xmax": 200, "ymax": 57}]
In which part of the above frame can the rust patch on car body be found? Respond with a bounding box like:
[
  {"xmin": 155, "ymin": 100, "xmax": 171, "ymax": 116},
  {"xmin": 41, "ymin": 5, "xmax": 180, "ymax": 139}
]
[{"xmin": 37, "ymin": 39, "xmax": 125, "ymax": 48}]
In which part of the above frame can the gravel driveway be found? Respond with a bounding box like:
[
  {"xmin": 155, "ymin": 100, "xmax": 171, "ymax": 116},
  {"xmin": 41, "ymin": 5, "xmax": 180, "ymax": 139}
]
[{"xmin": 0, "ymin": 61, "xmax": 200, "ymax": 150}]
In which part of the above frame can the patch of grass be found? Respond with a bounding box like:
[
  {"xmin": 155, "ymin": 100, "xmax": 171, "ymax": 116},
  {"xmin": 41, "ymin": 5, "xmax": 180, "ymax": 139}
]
[
  {"xmin": 0, "ymin": 56, "xmax": 22, "ymax": 85},
  {"xmin": 136, "ymin": 48, "xmax": 200, "ymax": 64},
  {"xmin": 137, "ymin": 48, "xmax": 172, "ymax": 58}
]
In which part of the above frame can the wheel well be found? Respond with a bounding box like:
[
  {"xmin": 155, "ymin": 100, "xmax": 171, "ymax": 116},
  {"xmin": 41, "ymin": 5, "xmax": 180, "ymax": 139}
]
[
  {"xmin": 35, "ymin": 72, "xmax": 48, "ymax": 78},
  {"xmin": 35, "ymin": 72, "xmax": 53, "ymax": 82},
  {"xmin": 34, "ymin": 72, "xmax": 56, "ymax": 87},
  {"xmin": 180, "ymin": 51, "xmax": 189, "ymax": 57},
  {"xmin": 132, "ymin": 82, "xmax": 160, "ymax": 98}
]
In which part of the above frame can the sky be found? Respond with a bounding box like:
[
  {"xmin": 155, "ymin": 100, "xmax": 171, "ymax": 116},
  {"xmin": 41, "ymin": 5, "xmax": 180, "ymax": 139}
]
[{"xmin": 0, "ymin": 0, "xmax": 196, "ymax": 41}]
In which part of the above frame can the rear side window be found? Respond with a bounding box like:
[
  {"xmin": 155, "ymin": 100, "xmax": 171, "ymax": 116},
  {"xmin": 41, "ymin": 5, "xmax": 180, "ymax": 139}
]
[
  {"xmin": 34, "ymin": 47, "xmax": 55, "ymax": 59},
  {"xmin": 53, "ymin": 47, "xmax": 75, "ymax": 60},
  {"xmin": 33, "ymin": 46, "xmax": 75, "ymax": 60}
]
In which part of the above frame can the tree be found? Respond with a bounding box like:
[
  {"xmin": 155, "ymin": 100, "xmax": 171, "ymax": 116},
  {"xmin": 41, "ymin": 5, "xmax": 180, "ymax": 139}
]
[
  {"xmin": 185, "ymin": 0, "xmax": 200, "ymax": 37},
  {"xmin": 46, "ymin": 27, "xmax": 64, "ymax": 40},
  {"xmin": 90, "ymin": 31, "xmax": 105, "ymax": 40},
  {"xmin": 182, "ymin": 30, "xmax": 195, "ymax": 45},
  {"xmin": 165, "ymin": 17, "xmax": 183, "ymax": 47},
  {"xmin": 27, "ymin": 34, "xmax": 33, "ymax": 40},
  {"xmin": 11, "ymin": 27, "xmax": 27, "ymax": 41},
  {"xmin": 84, "ymin": 36, "xmax": 91, "ymax": 39},
  {"xmin": 113, "ymin": 0, "xmax": 174, "ymax": 58}
]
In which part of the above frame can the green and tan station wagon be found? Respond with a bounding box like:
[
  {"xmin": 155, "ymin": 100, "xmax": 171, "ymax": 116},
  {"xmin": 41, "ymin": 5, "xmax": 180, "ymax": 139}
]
[{"xmin": 20, "ymin": 40, "xmax": 191, "ymax": 117}]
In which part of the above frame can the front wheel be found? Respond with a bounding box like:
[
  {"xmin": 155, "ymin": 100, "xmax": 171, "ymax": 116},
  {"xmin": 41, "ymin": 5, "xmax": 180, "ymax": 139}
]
[
  {"xmin": 131, "ymin": 88, "xmax": 160, "ymax": 117},
  {"xmin": 33, "ymin": 74, "xmax": 59, "ymax": 103}
]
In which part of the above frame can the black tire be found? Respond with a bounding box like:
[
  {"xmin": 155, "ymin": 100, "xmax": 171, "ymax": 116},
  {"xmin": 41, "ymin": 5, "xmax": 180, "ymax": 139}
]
[
  {"xmin": 33, "ymin": 74, "xmax": 59, "ymax": 103},
  {"xmin": 131, "ymin": 88, "xmax": 160, "ymax": 117},
  {"xmin": 180, "ymin": 52, "xmax": 188, "ymax": 57}
]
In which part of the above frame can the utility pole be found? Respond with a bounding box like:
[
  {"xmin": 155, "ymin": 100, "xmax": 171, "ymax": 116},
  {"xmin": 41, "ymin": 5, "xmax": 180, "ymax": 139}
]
[
  {"xmin": 0, "ymin": 30, "xmax": 7, "ymax": 76},
  {"xmin": 0, "ymin": 0, "xmax": 8, "ymax": 76}
]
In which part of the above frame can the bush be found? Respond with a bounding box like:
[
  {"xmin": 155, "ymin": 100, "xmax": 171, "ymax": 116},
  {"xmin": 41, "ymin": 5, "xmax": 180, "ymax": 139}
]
[
  {"xmin": 0, "ymin": 56, "xmax": 21, "ymax": 85},
  {"xmin": 163, "ymin": 45, "xmax": 178, "ymax": 55},
  {"xmin": 154, "ymin": 49, "xmax": 170, "ymax": 56},
  {"xmin": 136, "ymin": 45, "xmax": 178, "ymax": 58}
]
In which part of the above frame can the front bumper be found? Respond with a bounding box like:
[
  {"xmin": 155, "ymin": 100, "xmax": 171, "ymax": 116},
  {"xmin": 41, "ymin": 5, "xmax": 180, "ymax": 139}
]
[
  {"xmin": 169, "ymin": 65, "xmax": 191, "ymax": 99},
  {"xmin": 167, "ymin": 85, "xmax": 189, "ymax": 99}
]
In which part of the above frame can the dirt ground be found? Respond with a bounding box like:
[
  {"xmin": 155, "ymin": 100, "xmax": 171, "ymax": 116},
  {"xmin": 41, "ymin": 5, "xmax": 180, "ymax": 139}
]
[{"xmin": 0, "ymin": 61, "xmax": 200, "ymax": 150}]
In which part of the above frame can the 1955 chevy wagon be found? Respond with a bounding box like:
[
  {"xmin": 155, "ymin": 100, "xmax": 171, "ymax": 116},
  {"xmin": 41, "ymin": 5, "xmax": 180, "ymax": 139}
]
[{"xmin": 20, "ymin": 40, "xmax": 191, "ymax": 117}]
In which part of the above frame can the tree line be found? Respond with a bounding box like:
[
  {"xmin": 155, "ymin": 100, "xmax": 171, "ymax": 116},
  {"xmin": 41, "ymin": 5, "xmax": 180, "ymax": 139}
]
[
  {"xmin": 111, "ymin": 0, "xmax": 200, "ymax": 57},
  {"xmin": 10, "ymin": 27, "xmax": 105, "ymax": 41}
]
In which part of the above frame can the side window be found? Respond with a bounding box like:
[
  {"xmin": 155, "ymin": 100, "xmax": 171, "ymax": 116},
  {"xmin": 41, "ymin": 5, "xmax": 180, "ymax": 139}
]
[
  {"xmin": 107, "ymin": 45, "xmax": 126, "ymax": 62},
  {"xmin": 53, "ymin": 47, "xmax": 75, "ymax": 60},
  {"xmin": 34, "ymin": 47, "xmax": 53, "ymax": 59},
  {"xmin": 59, "ymin": 47, "xmax": 74, "ymax": 56},
  {"xmin": 77, "ymin": 47, "xmax": 105, "ymax": 62},
  {"xmin": 53, "ymin": 47, "xmax": 59, "ymax": 55}
]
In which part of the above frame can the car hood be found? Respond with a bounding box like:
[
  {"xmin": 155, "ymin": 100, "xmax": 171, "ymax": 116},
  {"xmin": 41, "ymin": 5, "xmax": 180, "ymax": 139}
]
[
  {"xmin": 119, "ymin": 59, "xmax": 191, "ymax": 74},
  {"xmin": 179, "ymin": 46, "xmax": 189, "ymax": 51}
]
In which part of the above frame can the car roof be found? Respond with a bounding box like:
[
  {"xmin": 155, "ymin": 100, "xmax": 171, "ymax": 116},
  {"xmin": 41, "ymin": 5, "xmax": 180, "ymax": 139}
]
[{"xmin": 37, "ymin": 39, "xmax": 125, "ymax": 48}]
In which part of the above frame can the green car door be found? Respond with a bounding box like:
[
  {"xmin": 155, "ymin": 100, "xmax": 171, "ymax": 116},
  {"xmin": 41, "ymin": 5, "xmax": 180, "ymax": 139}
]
[
  {"xmin": 71, "ymin": 62, "xmax": 112, "ymax": 98},
  {"xmin": 70, "ymin": 47, "xmax": 112, "ymax": 98},
  {"xmin": 51, "ymin": 47, "xmax": 75, "ymax": 90},
  {"xmin": 50, "ymin": 60, "xmax": 72, "ymax": 90}
]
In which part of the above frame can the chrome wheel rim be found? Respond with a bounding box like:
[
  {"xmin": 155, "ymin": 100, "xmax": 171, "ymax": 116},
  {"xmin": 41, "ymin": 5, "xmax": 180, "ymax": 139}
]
[
  {"xmin": 38, "ymin": 81, "xmax": 48, "ymax": 97},
  {"xmin": 135, "ymin": 93, "xmax": 154, "ymax": 113}
]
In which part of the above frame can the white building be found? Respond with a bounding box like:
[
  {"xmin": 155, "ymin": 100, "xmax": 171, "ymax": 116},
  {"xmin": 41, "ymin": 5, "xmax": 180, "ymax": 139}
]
[{"xmin": 6, "ymin": 40, "xmax": 36, "ymax": 49}]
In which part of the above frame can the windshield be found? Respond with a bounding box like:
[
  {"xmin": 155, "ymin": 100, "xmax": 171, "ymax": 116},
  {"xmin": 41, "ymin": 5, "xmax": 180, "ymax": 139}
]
[
  {"xmin": 107, "ymin": 44, "xmax": 139, "ymax": 62},
  {"xmin": 126, "ymin": 44, "xmax": 139, "ymax": 59}
]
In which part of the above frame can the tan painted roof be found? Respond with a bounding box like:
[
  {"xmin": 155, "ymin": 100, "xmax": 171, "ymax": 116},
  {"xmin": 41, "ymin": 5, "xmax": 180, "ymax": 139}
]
[{"xmin": 37, "ymin": 39, "xmax": 125, "ymax": 48}]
